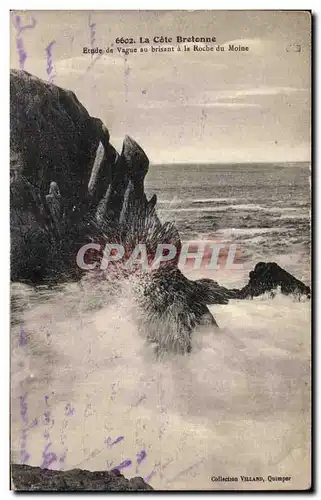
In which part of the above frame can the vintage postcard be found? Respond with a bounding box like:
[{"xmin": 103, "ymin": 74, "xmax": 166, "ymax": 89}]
[{"xmin": 10, "ymin": 10, "xmax": 311, "ymax": 491}]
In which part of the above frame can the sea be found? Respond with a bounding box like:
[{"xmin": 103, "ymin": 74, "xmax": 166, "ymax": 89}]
[{"xmin": 11, "ymin": 162, "xmax": 311, "ymax": 490}]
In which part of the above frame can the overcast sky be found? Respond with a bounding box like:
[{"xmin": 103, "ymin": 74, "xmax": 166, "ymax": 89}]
[{"xmin": 10, "ymin": 10, "xmax": 311, "ymax": 163}]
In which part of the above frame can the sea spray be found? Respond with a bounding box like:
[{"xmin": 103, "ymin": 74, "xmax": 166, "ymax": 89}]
[{"xmin": 10, "ymin": 277, "xmax": 310, "ymax": 489}]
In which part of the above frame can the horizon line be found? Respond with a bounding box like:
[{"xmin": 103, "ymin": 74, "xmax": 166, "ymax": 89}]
[{"xmin": 149, "ymin": 160, "xmax": 311, "ymax": 166}]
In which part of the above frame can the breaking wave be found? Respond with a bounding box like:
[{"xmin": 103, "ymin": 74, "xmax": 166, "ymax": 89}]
[{"xmin": 11, "ymin": 274, "xmax": 311, "ymax": 490}]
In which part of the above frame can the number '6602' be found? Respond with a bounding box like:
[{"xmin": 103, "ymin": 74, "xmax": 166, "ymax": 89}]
[{"xmin": 115, "ymin": 37, "xmax": 135, "ymax": 44}]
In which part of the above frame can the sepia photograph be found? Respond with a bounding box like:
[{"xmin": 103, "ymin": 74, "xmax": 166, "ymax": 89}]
[{"xmin": 9, "ymin": 9, "xmax": 311, "ymax": 491}]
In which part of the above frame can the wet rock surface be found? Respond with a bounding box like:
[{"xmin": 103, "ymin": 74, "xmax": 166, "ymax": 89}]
[
  {"xmin": 11, "ymin": 464, "xmax": 153, "ymax": 491},
  {"xmin": 10, "ymin": 69, "xmax": 311, "ymax": 354},
  {"xmin": 10, "ymin": 70, "xmax": 162, "ymax": 284},
  {"xmin": 237, "ymin": 262, "xmax": 311, "ymax": 299}
]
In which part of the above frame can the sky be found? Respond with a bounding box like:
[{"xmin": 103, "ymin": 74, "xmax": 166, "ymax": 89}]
[{"xmin": 10, "ymin": 10, "xmax": 311, "ymax": 163}]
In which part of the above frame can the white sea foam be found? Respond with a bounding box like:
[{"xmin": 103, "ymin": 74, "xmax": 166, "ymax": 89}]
[{"xmin": 11, "ymin": 275, "xmax": 310, "ymax": 490}]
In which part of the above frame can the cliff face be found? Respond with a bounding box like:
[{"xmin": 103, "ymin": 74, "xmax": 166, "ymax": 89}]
[
  {"xmin": 10, "ymin": 69, "xmax": 117, "ymax": 283},
  {"xmin": 11, "ymin": 464, "xmax": 153, "ymax": 491},
  {"xmin": 9, "ymin": 69, "xmax": 174, "ymax": 285},
  {"xmin": 10, "ymin": 69, "xmax": 109, "ymax": 205}
]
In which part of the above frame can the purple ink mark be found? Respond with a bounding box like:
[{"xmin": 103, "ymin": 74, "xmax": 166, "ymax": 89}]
[
  {"xmin": 104, "ymin": 435, "xmax": 124, "ymax": 448},
  {"xmin": 13, "ymin": 15, "xmax": 37, "ymax": 36},
  {"xmin": 19, "ymin": 327, "xmax": 27, "ymax": 347},
  {"xmin": 65, "ymin": 403, "xmax": 75, "ymax": 416},
  {"xmin": 41, "ymin": 394, "xmax": 62, "ymax": 469},
  {"xmin": 20, "ymin": 393, "xmax": 30, "ymax": 464},
  {"xmin": 144, "ymin": 471, "xmax": 156, "ymax": 482},
  {"xmin": 20, "ymin": 428, "xmax": 30, "ymax": 464},
  {"xmin": 113, "ymin": 459, "xmax": 132, "ymax": 472},
  {"xmin": 20, "ymin": 448, "xmax": 31, "ymax": 464},
  {"xmin": 43, "ymin": 410, "xmax": 51, "ymax": 425},
  {"xmin": 142, "ymin": 89, "xmax": 147, "ymax": 94},
  {"xmin": 45, "ymin": 41, "xmax": 56, "ymax": 83},
  {"xmin": 136, "ymin": 449, "xmax": 147, "ymax": 465},
  {"xmin": 26, "ymin": 418, "xmax": 38, "ymax": 431},
  {"xmin": 110, "ymin": 382, "xmax": 118, "ymax": 401},
  {"xmin": 19, "ymin": 394, "xmax": 28, "ymax": 423},
  {"xmin": 111, "ymin": 436, "xmax": 124, "ymax": 446},
  {"xmin": 40, "ymin": 442, "xmax": 58, "ymax": 469},
  {"xmin": 16, "ymin": 38, "xmax": 27, "ymax": 71},
  {"xmin": 88, "ymin": 14, "xmax": 96, "ymax": 56},
  {"xmin": 59, "ymin": 449, "xmax": 68, "ymax": 470},
  {"xmin": 84, "ymin": 403, "xmax": 94, "ymax": 418},
  {"xmin": 13, "ymin": 15, "xmax": 37, "ymax": 70}
]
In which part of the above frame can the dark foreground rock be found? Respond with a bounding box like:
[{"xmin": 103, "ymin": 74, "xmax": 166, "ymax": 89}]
[{"xmin": 11, "ymin": 464, "xmax": 153, "ymax": 491}]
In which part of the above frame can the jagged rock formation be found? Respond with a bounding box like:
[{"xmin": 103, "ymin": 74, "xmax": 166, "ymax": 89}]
[
  {"xmin": 192, "ymin": 263, "xmax": 311, "ymax": 301},
  {"xmin": 11, "ymin": 69, "xmax": 115, "ymax": 282},
  {"xmin": 11, "ymin": 464, "xmax": 153, "ymax": 491},
  {"xmin": 10, "ymin": 69, "xmax": 311, "ymax": 355},
  {"xmin": 237, "ymin": 262, "xmax": 311, "ymax": 299},
  {"xmin": 10, "ymin": 69, "xmax": 116, "ymax": 205},
  {"xmin": 135, "ymin": 266, "xmax": 218, "ymax": 354},
  {"xmin": 10, "ymin": 69, "xmax": 165, "ymax": 283}
]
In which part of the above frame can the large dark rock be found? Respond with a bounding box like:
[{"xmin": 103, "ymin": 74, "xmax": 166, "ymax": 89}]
[
  {"xmin": 135, "ymin": 261, "xmax": 310, "ymax": 355},
  {"xmin": 187, "ymin": 262, "xmax": 310, "ymax": 310},
  {"xmin": 238, "ymin": 262, "xmax": 311, "ymax": 299},
  {"xmin": 10, "ymin": 70, "xmax": 159, "ymax": 284},
  {"xmin": 10, "ymin": 69, "xmax": 116, "ymax": 283},
  {"xmin": 10, "ymin": 69, "xmax": 115, "ymax": 208},
  {"xmin": 11, "ymin": 464, "xmax": 153, "ymax": 491},
  {"xmin": 136, "ymin": 266, "xmax": 218, "ymax": 355}
]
